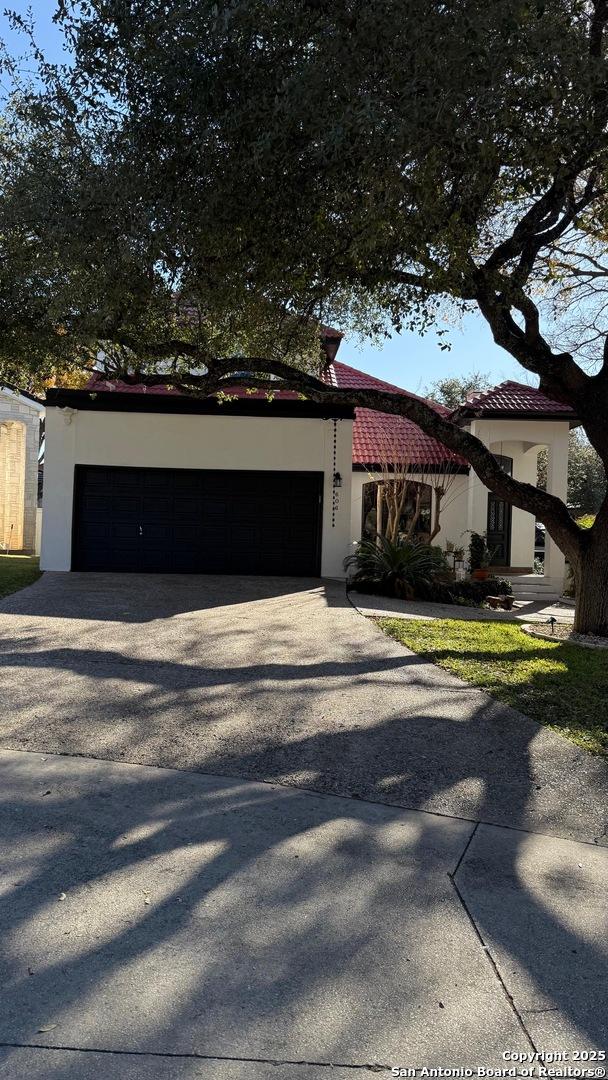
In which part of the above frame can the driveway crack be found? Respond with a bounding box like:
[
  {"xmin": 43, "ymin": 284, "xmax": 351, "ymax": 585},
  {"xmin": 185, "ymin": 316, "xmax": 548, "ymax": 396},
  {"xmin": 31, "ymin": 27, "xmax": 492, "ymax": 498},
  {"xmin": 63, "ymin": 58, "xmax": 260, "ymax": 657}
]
[{"xmin": 0, "ymin": 1041, "xmax": 392, "ymax": 1072}]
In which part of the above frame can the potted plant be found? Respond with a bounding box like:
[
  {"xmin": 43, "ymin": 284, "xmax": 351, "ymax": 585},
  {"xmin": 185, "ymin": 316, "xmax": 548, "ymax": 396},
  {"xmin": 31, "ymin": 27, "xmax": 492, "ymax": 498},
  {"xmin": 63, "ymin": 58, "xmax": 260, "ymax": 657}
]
[{"xmin": 468, "ymin": 531, "xmax": 491, "ymax": 580}]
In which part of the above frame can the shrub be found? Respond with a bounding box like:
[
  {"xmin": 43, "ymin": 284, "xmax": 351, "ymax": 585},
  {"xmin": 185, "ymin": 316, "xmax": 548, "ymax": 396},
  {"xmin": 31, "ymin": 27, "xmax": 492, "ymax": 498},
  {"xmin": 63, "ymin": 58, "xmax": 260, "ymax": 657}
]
[
  {"xmin": 468, "ymin": 531, "xmax": 491, "ymax": 570},
  {"xmin": 345, "ymin": 537, "xmax": 450, "ymax": 599},
  {"xmin": 397, "ymin": 575, "xmax": 512, "ymax": 606},
  {"xmin": 346, "ymin": 539, "xmax": 511, "ymax": 607},
  {"xmin": 451, "ymin": 576, "xmax": 512, "ymax": 603}
]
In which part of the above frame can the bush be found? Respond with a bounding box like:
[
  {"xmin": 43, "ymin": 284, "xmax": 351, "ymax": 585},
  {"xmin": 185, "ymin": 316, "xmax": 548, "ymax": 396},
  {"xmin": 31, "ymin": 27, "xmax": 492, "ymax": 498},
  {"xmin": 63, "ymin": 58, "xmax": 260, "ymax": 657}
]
[
  {"xmin": 375, "ymin": 575, "xmax": 513, "ymax": 606},
  {"xmin": 345, "ymin": 537, "xmax": 450, "ymax": 599},
  {"xmin": 346, "ymin": 538, "xmax": 511, "ymax": 607},
  {"xmin": 468, "ymin": 531, "xmax": 492, "ymax": 570},
  {"xmin": 450, "ymin": 576, "xmax": 512, "ymax": 603}
]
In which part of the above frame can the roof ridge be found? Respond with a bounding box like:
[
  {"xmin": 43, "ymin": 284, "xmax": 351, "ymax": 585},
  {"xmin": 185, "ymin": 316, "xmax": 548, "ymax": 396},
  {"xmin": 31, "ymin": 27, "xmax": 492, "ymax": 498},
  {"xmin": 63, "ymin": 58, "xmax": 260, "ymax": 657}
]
[{"xmin": 329, "ymin": 359, "xmax": 444, "ymax": 411}]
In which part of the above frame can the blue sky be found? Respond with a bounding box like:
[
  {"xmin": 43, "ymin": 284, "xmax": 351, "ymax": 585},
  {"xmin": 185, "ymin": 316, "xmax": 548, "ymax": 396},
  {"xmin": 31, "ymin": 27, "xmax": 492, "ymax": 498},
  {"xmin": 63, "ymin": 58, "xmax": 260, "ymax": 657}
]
[{"xmin": 2, "ymin": 2, "xmax": 524, "ymax": 394}]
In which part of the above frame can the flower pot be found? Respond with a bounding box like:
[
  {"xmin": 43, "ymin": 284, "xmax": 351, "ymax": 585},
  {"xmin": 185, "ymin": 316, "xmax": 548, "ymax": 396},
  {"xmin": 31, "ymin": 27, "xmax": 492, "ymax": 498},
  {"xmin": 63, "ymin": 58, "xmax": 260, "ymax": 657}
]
[{"xmin": 471, "ymin": 568, "xmax": 489, "ymax": 581}]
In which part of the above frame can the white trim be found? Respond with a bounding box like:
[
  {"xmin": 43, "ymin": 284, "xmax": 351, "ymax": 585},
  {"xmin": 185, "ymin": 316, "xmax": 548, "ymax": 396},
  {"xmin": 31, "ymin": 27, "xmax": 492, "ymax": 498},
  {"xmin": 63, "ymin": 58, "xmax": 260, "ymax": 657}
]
[{"xmin": 0, "ymin": 386, "xmax": 45, "ymax": 414}]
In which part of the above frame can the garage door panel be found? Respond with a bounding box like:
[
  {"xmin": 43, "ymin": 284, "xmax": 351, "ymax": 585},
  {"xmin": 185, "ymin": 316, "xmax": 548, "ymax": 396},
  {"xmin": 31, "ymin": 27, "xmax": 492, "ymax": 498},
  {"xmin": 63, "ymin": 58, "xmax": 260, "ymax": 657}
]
[
  {"xmin": 142, "ymin": 496, "xmax": 173, "ymax": 518},
  {"xmin": 81, "ymin": 494, "xmax": 114, "ymax": 517},
  {"xmin": 72, "ymin": 466, "xmax": 322, "ymax": 574},
  {"xmin": 173, "ymin": 498, "xmax": 202, "ymax": 522},
  {"xmin": 108, "ymin": 523, "xmax": 140, "ymax": 540},
  {"xmin": 111, "ymin": 495, "xmax": 141, "ymax": 519}
]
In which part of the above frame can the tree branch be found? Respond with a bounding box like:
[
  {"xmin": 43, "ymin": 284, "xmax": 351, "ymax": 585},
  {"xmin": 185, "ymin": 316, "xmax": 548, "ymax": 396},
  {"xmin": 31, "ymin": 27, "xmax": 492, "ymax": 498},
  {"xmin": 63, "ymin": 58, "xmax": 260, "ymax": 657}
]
[
  {"xmin": 115, "ymin": 360, "xmax": 583, "ymax": 564},
  {"xmin": 590, "ymin": 0, "xmax": 608, "ymax": 58}
]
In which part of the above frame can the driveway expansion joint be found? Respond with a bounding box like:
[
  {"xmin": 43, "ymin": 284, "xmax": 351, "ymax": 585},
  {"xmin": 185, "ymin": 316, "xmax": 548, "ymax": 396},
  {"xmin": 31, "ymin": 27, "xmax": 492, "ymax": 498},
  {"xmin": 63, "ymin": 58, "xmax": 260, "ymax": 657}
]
[
  {"xmin": 448, "ymin": 872, "xmax": 538, "ymax": 1056},
  {"xmin": 450, "ymin": 821, "xmax": 479, "ymax": 878},
  {"xmin": 2, "ymin": 743, "xmax": 605, "ymax": 849}
]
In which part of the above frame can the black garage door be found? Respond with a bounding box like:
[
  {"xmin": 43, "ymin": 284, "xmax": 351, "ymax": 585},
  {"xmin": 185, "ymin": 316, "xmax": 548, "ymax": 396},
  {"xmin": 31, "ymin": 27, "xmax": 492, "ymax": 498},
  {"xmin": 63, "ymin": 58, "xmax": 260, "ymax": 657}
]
[{"xmin": 72, "ymin": 466, "xmax": 323, "ymax": 574}]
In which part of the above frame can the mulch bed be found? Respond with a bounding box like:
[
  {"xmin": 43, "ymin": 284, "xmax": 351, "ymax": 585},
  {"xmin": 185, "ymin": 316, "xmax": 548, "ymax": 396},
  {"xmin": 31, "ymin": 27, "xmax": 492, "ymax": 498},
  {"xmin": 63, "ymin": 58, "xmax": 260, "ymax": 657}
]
[{"xmin": 522, "ymin": 622, "xmax": 608, "ymax": 649}]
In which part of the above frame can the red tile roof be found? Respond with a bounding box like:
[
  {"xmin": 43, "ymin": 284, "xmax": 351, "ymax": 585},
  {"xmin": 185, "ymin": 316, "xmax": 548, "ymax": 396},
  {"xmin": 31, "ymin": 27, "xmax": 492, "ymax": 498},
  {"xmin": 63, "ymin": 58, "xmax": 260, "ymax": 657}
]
[
  {"xmin": 84, "ymin": 366, "xmax": 573, "ymax": 470},
  {"xmin": 86, "ymin": 374, "xmax": 303, "ymax": 399},
  {"xmin": 87, "ymin": 365, "xmax": 462, "ymax": 467},
  {"xmin": 323, "ymin": 361, "xmax": 464, "ymax": 467},
  {"xmin": 455, "ymin": 380, "xmax": 575, "ymax": 418}
]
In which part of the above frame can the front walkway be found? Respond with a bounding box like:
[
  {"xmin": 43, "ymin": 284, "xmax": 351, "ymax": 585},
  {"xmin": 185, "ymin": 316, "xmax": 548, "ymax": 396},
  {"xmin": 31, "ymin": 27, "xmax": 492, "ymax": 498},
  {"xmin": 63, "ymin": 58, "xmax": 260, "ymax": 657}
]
[
  {"xmin": 0, "ymin": 748, "xmax": 606, "ymax": 1077},
  {"xmin": 350, "ymin": 591, "xmax": 575, "ymax": 624}
]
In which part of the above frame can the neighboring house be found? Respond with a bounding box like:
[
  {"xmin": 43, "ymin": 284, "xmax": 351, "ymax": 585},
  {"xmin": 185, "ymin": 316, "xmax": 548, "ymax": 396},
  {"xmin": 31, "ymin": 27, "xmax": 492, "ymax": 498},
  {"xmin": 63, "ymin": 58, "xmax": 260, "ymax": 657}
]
[
  {"xmin": 0, "ymin": 386, "xmax": 45, "ymax": 555},
  {"xmin": 39, "ymin": 335, "xmax": 575, "ymax": 586}
]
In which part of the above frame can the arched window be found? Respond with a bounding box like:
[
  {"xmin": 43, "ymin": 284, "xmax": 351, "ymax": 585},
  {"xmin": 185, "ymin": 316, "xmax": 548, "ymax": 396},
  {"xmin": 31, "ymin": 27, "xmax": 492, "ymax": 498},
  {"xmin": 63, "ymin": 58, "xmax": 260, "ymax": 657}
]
[{"xmin": 362, "ymin": 479, "xmax": 433, "ymax": 541}]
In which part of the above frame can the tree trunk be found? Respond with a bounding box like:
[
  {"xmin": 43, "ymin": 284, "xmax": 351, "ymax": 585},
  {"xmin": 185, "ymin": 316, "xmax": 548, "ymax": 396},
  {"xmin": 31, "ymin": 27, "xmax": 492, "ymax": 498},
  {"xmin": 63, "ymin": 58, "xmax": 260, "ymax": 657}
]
[
  {"xmin": 573, "ymin": 527, "xmax": 608, "ymax": 636},
  {"xmin": 376, "ymin": 485, "xmax": 384, "ymax": 546},
  {"xmin": 429, "ymin": 487, "xmax": 444, "ymax": 542}
]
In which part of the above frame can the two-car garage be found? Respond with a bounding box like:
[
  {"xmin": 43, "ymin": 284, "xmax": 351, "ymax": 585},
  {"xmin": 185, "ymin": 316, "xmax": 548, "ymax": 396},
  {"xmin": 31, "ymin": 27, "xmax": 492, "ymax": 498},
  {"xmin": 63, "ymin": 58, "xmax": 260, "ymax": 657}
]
[
  {"xmin": 41, "ymin": 390, "xmax": 354, "ymax": 578},
  {"xmin": 72, "ymin": 465, "xmax": 323, "ymax": 575}
]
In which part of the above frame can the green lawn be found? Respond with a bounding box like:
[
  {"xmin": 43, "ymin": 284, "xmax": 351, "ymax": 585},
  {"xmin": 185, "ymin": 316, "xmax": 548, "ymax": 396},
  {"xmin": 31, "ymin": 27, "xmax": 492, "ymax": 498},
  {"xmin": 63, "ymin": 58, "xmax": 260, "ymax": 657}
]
[
  {"xmin": 0, "ymin": 555, "xmax": 41, "ymax": 599},
  {"xmin": 376, "ymin": 617, "xmax": 608, "ymax": 757}
]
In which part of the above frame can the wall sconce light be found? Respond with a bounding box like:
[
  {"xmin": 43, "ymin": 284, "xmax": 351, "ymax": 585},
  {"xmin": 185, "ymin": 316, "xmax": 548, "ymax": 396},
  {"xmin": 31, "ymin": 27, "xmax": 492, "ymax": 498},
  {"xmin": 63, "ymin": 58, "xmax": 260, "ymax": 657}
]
[{"xmin": 333, "ymin": 471, "xmax": 342, "ymax": 489}]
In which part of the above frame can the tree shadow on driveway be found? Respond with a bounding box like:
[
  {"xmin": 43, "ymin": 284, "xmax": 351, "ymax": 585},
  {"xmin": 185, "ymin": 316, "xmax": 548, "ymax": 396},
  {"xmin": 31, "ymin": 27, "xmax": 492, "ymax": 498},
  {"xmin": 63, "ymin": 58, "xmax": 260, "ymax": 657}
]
[{"xmin": 0, "ymin": 573, "xmax": 607, "ymax": 1070}]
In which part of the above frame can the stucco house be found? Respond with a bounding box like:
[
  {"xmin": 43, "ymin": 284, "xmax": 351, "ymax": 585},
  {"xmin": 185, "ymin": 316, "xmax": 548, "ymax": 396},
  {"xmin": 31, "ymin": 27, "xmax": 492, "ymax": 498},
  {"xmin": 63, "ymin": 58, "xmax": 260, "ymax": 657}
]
[
  {"xmin": 39, "ymin": 336, "xmax": 575, "ymax": 589},
  {"xmin": 0, "ymin": 386, "xmax": 44, "ymax": 555}
]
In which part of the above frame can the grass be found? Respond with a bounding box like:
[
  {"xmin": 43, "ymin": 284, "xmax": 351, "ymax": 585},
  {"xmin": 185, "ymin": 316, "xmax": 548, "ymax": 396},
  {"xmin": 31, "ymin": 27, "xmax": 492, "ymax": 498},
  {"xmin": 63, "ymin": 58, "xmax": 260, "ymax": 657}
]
[
  {"xmin": 376, "ymin": 616, "xmax": 608, "ymax": 757},
  {"xmin": 0, "ymin": 555, "xmax": 41, "ymax": 599}
]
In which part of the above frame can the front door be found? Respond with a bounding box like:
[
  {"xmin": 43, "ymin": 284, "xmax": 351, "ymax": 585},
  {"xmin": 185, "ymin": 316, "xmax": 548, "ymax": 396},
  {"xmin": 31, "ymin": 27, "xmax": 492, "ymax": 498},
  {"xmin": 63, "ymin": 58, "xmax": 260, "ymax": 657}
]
[
  {"xmin": 487, "ymin": 493, "xmax": 512, "ymax": 566},
  {"xmin": 486, "ymin": 455, "xmax": 513, "ymax": 567}
]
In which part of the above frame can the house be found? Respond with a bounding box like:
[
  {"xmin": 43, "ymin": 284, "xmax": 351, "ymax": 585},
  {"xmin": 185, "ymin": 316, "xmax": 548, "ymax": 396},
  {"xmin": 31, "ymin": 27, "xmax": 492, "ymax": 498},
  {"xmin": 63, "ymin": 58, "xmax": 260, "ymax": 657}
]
[
  {"xmin": 0, "ymin": 385, "xmax": 44, "ymax": 555},
  {"xmin": 39, "ymin": 335, "xmax": 575, "ymax": 587}
]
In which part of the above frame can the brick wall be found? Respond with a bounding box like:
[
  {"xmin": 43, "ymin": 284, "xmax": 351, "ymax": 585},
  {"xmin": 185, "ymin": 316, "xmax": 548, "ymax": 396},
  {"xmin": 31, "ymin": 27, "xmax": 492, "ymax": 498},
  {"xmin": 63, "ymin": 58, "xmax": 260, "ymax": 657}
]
[{"xmin": 0, "ymin": 394, "xmax": 41, "ymax": 554}]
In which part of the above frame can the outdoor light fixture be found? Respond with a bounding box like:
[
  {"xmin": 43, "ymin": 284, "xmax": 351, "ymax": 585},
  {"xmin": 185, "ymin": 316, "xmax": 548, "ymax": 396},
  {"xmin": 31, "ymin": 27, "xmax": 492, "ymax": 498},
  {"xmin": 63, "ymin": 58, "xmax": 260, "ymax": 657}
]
[{"xmin": 333, "ymin": 471, "xmax": 342, "ymax": 488}]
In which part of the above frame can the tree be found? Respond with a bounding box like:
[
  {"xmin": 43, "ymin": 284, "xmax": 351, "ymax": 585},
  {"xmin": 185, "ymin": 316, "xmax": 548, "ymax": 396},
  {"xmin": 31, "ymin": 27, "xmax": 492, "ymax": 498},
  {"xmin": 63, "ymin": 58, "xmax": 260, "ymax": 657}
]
[
  {"xmin": 2, "ymin": 2, "xmax": 608, "ymax": 631},
  {"xmin": 538, "ymin": 430, "xmax": 607, "ymax": 515},
  {"xmin": 364, "ymin": 436, "xmax": 461, "ymax": 544},
  {"xmin": 425, "ymin": 373, "xmax": 493, "ymax": 412}
]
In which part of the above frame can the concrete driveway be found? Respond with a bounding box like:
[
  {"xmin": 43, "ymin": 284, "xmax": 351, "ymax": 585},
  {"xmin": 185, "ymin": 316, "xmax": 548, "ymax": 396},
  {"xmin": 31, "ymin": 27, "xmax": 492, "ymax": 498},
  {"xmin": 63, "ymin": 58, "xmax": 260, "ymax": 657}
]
[
  {"xmin": 0, "ymin": 572, "xmax": 606, "ymax": 842},
  {"xmin": 0, "ymin": 574, "xmax": 607, "ymax": 1076}
]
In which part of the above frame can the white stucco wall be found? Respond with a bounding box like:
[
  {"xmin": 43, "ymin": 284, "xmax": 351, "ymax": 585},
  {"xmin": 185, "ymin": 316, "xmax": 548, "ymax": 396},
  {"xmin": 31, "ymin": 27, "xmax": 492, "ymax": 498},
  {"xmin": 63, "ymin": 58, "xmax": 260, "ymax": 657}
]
[
  {"xmin": 349, "ymin": 414, "xmax": 571, "ymax": 577},
  {"xmin": 349, "ymin": 469, "xmax": 470, "ymax": 552},
  {"xmin": 41, "ymin": 407, "xmax": 353, "ymax": 577},
  {"xmin": 468, "ymin": 418, "xmax": 570, "ymax": 580}
]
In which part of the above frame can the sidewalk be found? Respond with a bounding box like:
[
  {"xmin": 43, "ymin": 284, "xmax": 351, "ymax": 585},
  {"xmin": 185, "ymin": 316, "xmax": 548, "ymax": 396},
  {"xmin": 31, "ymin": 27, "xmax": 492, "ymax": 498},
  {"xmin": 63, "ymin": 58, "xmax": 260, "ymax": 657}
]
[{"xmin": 0, "ymin": 749, "xmax": 605, "ymax": 1078}]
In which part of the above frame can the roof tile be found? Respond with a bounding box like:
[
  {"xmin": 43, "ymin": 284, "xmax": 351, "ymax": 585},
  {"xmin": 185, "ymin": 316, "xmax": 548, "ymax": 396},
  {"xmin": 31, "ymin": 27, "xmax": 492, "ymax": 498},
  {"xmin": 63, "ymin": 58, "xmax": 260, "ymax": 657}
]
[
  {"xmin": 457, "ymin": 380, "xmax": 574, "ymax": 417},
  {"xmin": 85, "ymin": 365, "xmax": 572, "ymax": 469},
  {"xmin": 325, "ymin": 361, "xmax": 464, "ymax": 467}
]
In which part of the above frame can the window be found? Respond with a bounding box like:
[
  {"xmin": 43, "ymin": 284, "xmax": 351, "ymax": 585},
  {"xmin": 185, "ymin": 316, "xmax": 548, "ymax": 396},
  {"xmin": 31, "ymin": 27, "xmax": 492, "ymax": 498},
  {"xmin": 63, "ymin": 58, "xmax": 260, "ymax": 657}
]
[{"xmin": 361, "ymin": 479, "xmax": 432, "ymax": 540}]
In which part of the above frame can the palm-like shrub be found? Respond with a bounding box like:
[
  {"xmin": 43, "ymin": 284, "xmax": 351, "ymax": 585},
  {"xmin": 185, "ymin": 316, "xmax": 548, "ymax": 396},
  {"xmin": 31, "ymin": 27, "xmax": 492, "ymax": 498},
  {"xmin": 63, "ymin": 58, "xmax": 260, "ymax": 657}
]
[{"xmin": 344, "ymin": 537, "xmax": 449, "ymax": 599}]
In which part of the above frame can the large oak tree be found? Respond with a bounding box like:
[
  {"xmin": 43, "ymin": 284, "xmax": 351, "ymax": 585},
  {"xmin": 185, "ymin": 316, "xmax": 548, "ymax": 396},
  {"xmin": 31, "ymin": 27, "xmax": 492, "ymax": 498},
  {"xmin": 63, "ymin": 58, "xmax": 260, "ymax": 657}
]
[{"xmin": 2, "ymin": 1, "xmax": 608, "ymax": 631}]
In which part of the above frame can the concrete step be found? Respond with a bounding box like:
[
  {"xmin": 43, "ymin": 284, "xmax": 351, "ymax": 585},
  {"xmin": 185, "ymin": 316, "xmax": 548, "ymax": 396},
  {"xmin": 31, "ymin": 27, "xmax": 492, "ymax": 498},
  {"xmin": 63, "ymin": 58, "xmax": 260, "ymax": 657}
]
[
  {"xmin": 513, "ymin": 593, "xmax": 560, "ymax": 603},
  {"xmin": 511, "ymin": 587, "xmax": 557, "ymax": 596},
  {"xmin": 509, "ymin": 576, "xmax": 560, "ymax": 603},
  {"xmin": 511, "ymin": 590, "xmax": 558, "ymax": 599}
]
